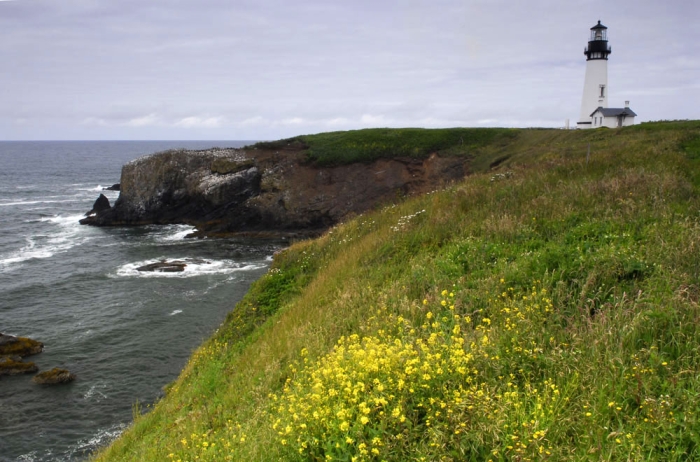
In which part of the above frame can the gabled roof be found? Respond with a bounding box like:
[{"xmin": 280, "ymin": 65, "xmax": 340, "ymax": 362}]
[{"xmin": 590, "ymin": 107, "xmax": 638, "ymax": 117}]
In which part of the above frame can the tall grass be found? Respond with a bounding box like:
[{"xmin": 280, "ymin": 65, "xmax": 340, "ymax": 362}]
[{"xmin": 94, "ymin": 121, "xmax": 700, "ymax": 461}]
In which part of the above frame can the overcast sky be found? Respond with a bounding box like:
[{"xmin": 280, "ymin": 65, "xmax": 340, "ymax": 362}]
[{"xmin": 1, "ymin": 0, "xmax": 698, "ymax": 140}]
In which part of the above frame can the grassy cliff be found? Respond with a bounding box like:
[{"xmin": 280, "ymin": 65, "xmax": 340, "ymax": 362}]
[
  {"xmin": 250, "ymin": 127, "xmax": 517, "ymax": 166},
  {"xmin": 95, "ymin": 121, "xmax": 700, "ymax": 461}
]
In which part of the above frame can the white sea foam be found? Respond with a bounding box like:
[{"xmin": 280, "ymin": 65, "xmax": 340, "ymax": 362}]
[
  {"xmin": 0, "ymin": 199, "xmax": 83, "ymax": 207},
  {"xmin": 41, "ymin": 213, "xmax": 86, "ymax": 226},
  {"xmin": 0, "ymin": 214, "xmax": 89, "ymax": 269},
  {"xmin": 113, "ymin": 258, "xmax": 265, "ymax": 278},
  {"xmin": 169, "ymin": 309, "xmax": 183, "ymax": 316},
  {"xmin": 0, "ymin": 237, "xmax": 54, "ymax": 267},
  {"xmin": 76, "ymin": 329, "xmax": 94, "ymax": 341},
  {"xmin": 83, "ymin": 383, "xmax": 108, "ymax": 402},
  {"xmin": 16, "ymin": 451, "xmax": 39, "ymax": 461},
  {"xmin": 157, "ymin": 225, "xmax": 197, "ymax": 242},
  {"xmin": 68, "ymin": 422, "xmax": 127, "ymax": 458},
  {"xmin": 0, "ymin": 196, "xmax": 26, "ymax": 203},
  {"xmin": 76, "ymin": 185, "xmax": 106, "ymax": 191}
]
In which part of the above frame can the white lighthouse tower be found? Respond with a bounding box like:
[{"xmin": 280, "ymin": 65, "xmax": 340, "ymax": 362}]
[
  {"xmin": 577, "ymin": 21, "xmax": 637, "ymax": 129},
  {"xmin": 577, "ymin": 21, "xmax": 610, "ymax": 128}
]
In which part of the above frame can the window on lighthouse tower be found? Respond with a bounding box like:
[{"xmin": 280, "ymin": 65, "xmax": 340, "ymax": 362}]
[{"xmin": 600, "ymin": 86, "xmax": 605, "ymax": 98}]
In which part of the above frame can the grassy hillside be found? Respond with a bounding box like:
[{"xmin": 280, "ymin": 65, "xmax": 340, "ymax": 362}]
[
  {"xmin": 95, "ymin": 121, "xmax": 700, "ymax": 461},
  {"xmin": 251, "ymin": 127, "xmax": 518, "ymax": 166}
]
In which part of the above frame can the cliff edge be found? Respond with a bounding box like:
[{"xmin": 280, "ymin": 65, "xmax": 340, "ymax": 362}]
[{"xmin": 80, "ymin": 142, "xmax": 468, "ymax": 236}]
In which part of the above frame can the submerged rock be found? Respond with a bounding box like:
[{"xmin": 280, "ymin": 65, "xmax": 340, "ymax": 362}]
[
  {"xmin": 0, "ymin": 333, "xmax": 44, "ymax": 357},
  {"xmin": 0, "ymin": 356, "xmax": 38, "ymax": 376},
  {"xmin": 32, "ymin": 367, "xmax": 76, "ymax": 385}
]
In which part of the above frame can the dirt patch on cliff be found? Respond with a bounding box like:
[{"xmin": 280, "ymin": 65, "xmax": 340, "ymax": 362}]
[{"xmin": 210, "ymin": 147, "xmax": 468, "ymax": 234}]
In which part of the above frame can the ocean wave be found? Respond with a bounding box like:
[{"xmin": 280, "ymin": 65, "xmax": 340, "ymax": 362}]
[
  {"xmin": 66, "ymin": 422, "xmax": 127, "ymax": 459},
  {"xmin": 0, "ymin": 237, "xmax": 54, "ymax": 267},
  {"xmin": 113, "ymin": 258, "xmax": 265, "ymax": 278},
  {"xmin": 156, "ymin": 225, "xmax": 197, "ymax": 242},
  {"xmin": 0, "ymin": 214, "xmax": 90, "ymax": 269},
  {"xmin": 169, "ymin": 309, "xmax": 183, "ymax": 316},
  {"xmin": 40, "ymin": 213, "xmax": 86, "ymax": 226},
  {"xmin": 15, "ymin": 451, "xmax": 41, "ymax": 461},
  {"xmin": 0, "ymin": 199, "xmax": 84, "ymax": 207},
  {"xmin": 75, "ymin": 185, "xmax": 106, "ymax": 192},
  {"xmin": 83, "ymin": 383, "xmax": 108, "ymax": 402},
  {"xmin": 15, "ymin": 422, "xmax": 126, "ymax": 462}
]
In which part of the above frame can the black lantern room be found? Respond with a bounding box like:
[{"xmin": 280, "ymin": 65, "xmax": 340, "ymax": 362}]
[{"xmin": 585, "ymin": 20, "xmax": 611, "ymax": 60}]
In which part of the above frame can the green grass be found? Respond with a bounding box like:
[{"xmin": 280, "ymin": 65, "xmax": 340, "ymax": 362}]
[
  {"xmin": 249, "ymin": 127, "xmax": 518, "ymax": 166},
  {"xmin": 95, "ymin": 121, "xmax": 700, "ymax": 461}
]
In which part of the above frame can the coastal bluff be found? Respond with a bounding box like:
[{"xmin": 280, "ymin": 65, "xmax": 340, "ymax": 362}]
[{"xmin": 80, "ymin": 142, "xmax": 468, "ymax": 236}]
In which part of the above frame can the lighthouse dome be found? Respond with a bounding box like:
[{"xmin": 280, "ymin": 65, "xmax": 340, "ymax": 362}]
[{"xmin": 589, "ymin": 21, "xmax": 608, "ymax": 41}]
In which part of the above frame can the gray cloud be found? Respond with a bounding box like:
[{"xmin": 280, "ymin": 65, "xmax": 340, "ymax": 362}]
[{"xmin": 0, "ymin": 0, "xmax": 698, "ymax": 140}]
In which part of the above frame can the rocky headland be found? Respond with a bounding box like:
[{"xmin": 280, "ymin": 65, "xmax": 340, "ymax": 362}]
[{"xmin": 79, "ymin": 143, "xmax": 469, "ymax": 236}]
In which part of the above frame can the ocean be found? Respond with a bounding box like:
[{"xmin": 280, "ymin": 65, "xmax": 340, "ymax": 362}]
[{"xmin": 0, "ymin": 141, "xmax": 281, "ymax": 461}]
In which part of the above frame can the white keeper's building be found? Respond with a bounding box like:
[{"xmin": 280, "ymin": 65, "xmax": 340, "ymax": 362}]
[{"xmin": 577, "ymin": 21, "xmax": 637, "ymax": 129}]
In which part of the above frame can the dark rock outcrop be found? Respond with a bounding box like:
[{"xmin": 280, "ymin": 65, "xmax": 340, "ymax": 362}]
[
  {"xmin": 84, "ymin": 194, "xmax": 111, "ymax": 217},
  {"xmin": 32, "ymin": 367, "xmax": 76, "ymax": 385},
  {"xmin": 0, "ymin": 356, "xmax": 38, "ymax": 376},
  {"xmin": 103, "ymin": 183, "xmax": 121, "ymax": 191},
  {"xmin": 136, "ymin": 258, "xmax": 211, "ymax": 272},
  {"xmin": 80, "ymin": 146, "xmax": 468, "ymax": 236},
  {"xmin": 0, "ymin": 333, "xmax": 44, "ymax": 357},
  {"xmin": 137, "ymin": 261, "xmax": 186, "ymax": 272}
]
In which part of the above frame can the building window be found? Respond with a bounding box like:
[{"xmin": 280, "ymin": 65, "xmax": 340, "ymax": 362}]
[{"xmin": 600, "ymin": 85, "xmax": 605, "ymax": 98}]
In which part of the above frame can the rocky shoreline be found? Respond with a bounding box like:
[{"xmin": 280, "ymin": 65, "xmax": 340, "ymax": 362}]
[{"xmin": 80, "ymin": 144, "xmax": 469, "ymax": 237}]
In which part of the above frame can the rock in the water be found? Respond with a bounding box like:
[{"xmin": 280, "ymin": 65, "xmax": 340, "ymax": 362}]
[
  {"xmin": 135, "ymin": 258, "xmax": 211, "ymax": 272},
  {"xmin": 103, "ymin": 183, "xmax": 121, "ymax": 191},
  {"xmin": 136, "ymin": 261, "xmax": 186, "ymax": 272},
  {"xmin": 0, "ymin": 333, "xmax": 44, "ymax": 357},
  {"xmin": 0, "ymin": 356, "xmax": 38, "ymax": 376},
  {"xmin": 32, "ymin": 367, "xmax": 76, "ymax": 384},
  {"xmin": 84, "ymin": 193, "xmax": 111, "ymax": 217}
]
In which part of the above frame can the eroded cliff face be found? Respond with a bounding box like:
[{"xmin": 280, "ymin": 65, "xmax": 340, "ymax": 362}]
[{"xmin": 81, "ymin": 145, "xmax": 469, "ymax": 236}]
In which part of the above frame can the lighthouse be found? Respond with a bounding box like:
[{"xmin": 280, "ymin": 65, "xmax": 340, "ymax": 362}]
[{"xmin": 577, "ymin": 21, "xmax": 636, "ymax": 129}]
